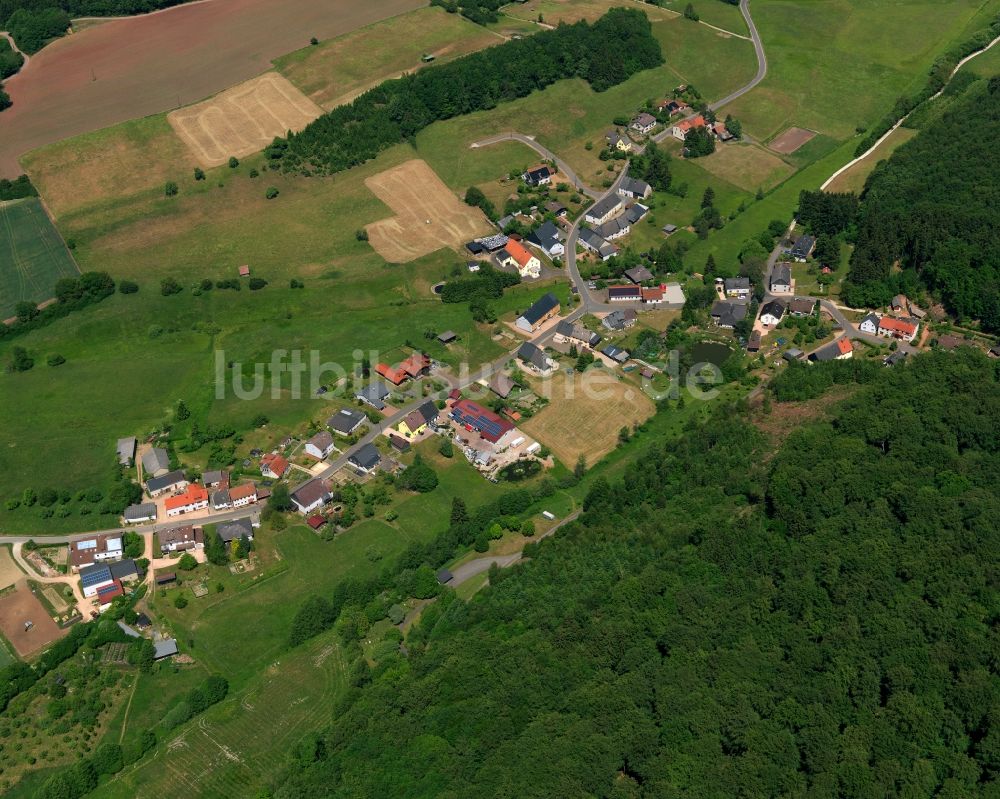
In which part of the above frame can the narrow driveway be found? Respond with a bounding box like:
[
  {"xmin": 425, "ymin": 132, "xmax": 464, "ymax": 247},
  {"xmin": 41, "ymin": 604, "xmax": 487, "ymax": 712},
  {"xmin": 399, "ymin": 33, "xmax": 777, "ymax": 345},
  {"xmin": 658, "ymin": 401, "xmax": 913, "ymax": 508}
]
[
  {"xmin": 471, "ymin": 132, "xmax": 600, "ymax": 199},
  {"xmin": 709, "ymin": 0, "xmax": 766, "ymax": 111}
]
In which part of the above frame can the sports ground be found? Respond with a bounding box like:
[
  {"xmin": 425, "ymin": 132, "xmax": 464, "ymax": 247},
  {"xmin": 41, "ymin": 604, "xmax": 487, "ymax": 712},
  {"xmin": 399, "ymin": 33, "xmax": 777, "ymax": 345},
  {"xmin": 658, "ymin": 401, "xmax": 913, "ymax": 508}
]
[{"xmin": 0, "ymin": 197, "xmax": 79, "ymax": 319}]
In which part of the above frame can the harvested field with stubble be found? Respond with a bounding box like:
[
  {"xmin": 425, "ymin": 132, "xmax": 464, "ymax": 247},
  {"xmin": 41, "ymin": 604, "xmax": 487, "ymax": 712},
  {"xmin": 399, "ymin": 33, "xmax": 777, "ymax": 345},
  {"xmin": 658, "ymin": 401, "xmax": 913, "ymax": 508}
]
[
  {"xmin": 0, "ymin": 546, "xmax": 25, "ymax": 589},
  {"xmin": 520, "ymin": 370, "xmax": 655, "ymax": 468},
  {"xmin": 0, "ymin": 0, "xmax": 425, "ymax": 176},
  {"xmin": 364, "ymin": 159, "xmax": 492, "ymax": 263},
  {"xmin": 768, "ymin": 126, "xmax": 817, "ymax": 154},
  {"xmin": 0, "ymin": 580, "xmax": 67, "ymax": 658},
  {"xmin": 168, "ymin": 73, "xmax": 323, "ymax": 167}
]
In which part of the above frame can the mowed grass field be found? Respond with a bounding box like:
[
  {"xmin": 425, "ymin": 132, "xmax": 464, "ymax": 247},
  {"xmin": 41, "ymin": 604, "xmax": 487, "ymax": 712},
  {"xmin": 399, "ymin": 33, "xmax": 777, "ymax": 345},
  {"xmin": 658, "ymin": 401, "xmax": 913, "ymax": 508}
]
[
  {"xmin": 825, "ymin": 126, "xmax": 918, "ymax": 195},
  {"xmin": 275, "ymin": 6, "xmax": 502, "ymax": 110},
  {"xmin": 0, "ymin": 198, "xmax": 79, "ymax": 319},
  {"xmin": 723, "ymin": 0, "xmax": 1000, "ymax": 142},
  {"xmin": 521, "ymin": 370, "xmax": 655, "ymax": 467},
  {"xmin": 94, "ymin": 633, "xmax": 348, "ymax": 799}
]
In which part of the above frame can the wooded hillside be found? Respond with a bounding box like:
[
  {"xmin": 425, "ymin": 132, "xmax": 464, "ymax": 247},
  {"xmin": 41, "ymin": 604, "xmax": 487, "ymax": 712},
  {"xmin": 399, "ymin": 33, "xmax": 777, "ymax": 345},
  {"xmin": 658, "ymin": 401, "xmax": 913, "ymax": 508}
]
[
  {"xmin": 846, "ymin": 76, "xmax": 1000, "ymax": 331},
  {"xmin": 273, "ymin": 351, "xmax": 1000, "ymax": 798}
]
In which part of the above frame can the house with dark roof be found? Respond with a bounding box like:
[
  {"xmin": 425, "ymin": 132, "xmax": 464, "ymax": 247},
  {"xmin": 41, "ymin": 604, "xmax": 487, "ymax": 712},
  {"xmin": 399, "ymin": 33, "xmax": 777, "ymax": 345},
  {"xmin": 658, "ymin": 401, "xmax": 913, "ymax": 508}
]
[
  {"xmin": 489, "ymin": 372, "xmax": 517, "ymax": 399},
  {"xmin": 517, "ymin": 341, "xmax": 554, "ymax": 373},
  {"xmin": 356, "ymin": 382, "xmax": 390, "ymax": 410},
  {"xmin": 398, "ymin": 400, "xmax": 440, "ymax": 439},
  {"xmin": 291, "ymin": 480, "xmax": 331, "ymax": 514},
  {"xmin": 522, "ymin": 165, "xmax": 554, "ymax": 187},
  {"xmin": 348, "ymin": 443, "xmax": 381, "ymax": 474},
  {"xmin": 884, "ymin": 351, "xmax": 908, "ymax": 367},
  {"xmin": 80, "ymin": 564, "xmax": 115, "ymax": 598},
  {"xmin": 158, "ymin": 524, "xmax": 203, "ymax": 553},
  {"xmin": 328, "ymin": 408, "xmax": 367, "ymax": 436},
  {"xmin": 724, "ymin": 276, "xmax": 751, "ymax": 299},
  {"xmin": 515, "ymin": 292, "xmax": 560, "ymax": 333},
  {"xmin": 544, "ymin": 200, "xmax": 568, "ymax": 217},
  {"xmin": 608, "ymin": 285, "xmax": 642, "ymax": 302},
  {"xmin": 602, "ymin": 309, "xmax": 637, "ymax": 331},
  {"xmin": 790, "ymin": 235, "xmax": 815, "ymax": 262},
  {"xmin": 605, "ymin": 129, "xmax": 632, "ymax": 152},
  {"xmin": 218, "ymin": 517, "xmax": 254, "ymax": 544},
  {"xmin": 123, "ymin": 502, "xmax": 157, "ymax": 524},
  {"xmin": 624, "ymin": 265, "xmax": 654, "ymax": 284},
  {"xmin": 109, "ymin": 559, "xmax": 140, "ymax": 583},
  {"xmin": 602, "ymin": 344, "xmax": 630, "ymax": 364},
  {"xmin": 810, "ymin": 336, "xmax": 853, "ymax": 362},
  {"xmin": 212, "ymin": 489, "xmax": 232, "ymax": 510},
  {"xmin": 760, "ymin": 300, "xmax": 786, "ymax": 327},
  {"xmin": 577, "ymin": 228, "xmax": 619, "ymax": 261},
  {"xmin": 595, "ymin": 216, "xmax": 630, "ymax": 241},
  {"xmin": 618, "ymin": 176, "xmax": 652, "ymax": 200},
  {"xmin": 770, "ymin": 265, "xmax": 792, "ymax": 293},
  {"xmin": 710, "ymin": 300, "xmax": 749, "ymax": 329},
  {"xmin": 788, "ymin": 297, "xmax": 816, "ymax": 317},
  {"xmin": 116, "ymin": 437, "xmax": 136, "ymax": 466},
  {"xmin": 747, "ymin": 330, "xmax": 762, "ymax": 352},
  {"xmin": 624, "ymin": 203, "xmax": 649, "ymax": 225},
  {"xmin": 141, "ymin": 447, "xmax": 170, "ymax": 478},
  {"xmin": 585, "ymin": 195, "xmax": 624, "ymax": 226},
  {"xmin": 554, "ymin": 320, "xmax": 600, "ymax": 349},
  {"xmin": 146, "ymin": 470, "xmax": 188, "ymax": 497},
  {"xmin": 526, "ymin": 220, "xmax": 564, "ymax": 257},
  {"xmin": 629, "ymin": 112, "xmax": 657, "ymax": 135},
  {"xmin": 859, "ymin": 312, "xmax": 880, "ymax": 334}
]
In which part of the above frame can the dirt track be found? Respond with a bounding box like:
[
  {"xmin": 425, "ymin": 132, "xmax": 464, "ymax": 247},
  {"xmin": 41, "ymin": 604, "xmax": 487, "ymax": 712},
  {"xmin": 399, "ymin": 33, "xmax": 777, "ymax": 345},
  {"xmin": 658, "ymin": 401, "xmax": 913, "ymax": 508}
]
[{"xmin": 0, "ymin": 0, "xmax": 424, "ymax": 176}]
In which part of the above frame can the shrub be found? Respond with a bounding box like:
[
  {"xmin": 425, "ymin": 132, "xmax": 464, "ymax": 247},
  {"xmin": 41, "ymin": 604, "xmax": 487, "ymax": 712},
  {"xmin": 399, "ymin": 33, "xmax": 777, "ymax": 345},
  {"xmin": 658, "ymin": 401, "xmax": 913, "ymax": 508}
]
[
  {"xmin": 248, "ymin": 278, "xmax": 268, "ymax": 290},
  {"xmin": 160, "ymin": 278, "xmax": 183, "ymax": 296},
  {"xmin": 265, "ymin": 186, "xmax": 280, "ymax": 199},
  {"xmin": 228, "ymin": 156, "xmax": 239, "ymax": 168},
  {"xmin": 193, "ymin": 167, "xmax": 206, "ymax": 181},
  {"xmin": 46, "ymin": 353, "xmax": 65, "ymax": 367},
  {"xmin": 119, "ymin": 280, "xmax": 139, "ymax": 294},
  {"xmin": 174, "ymin": 594, "xmax": 188, "ymax": 609},
  {"xmin": 165, "ymin": 181, "xmax": 178, "ymax": 197}
]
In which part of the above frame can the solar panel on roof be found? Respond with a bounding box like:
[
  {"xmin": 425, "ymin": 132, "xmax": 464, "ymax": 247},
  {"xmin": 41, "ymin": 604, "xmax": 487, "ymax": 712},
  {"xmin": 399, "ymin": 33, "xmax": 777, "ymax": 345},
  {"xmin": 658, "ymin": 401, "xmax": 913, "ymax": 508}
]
[
  {"xmin": 77, "ymin": 539, "xmax": 97, "ymax": 550},
  {"xmin": 81, "ymin": 566, "xmax": 112, "ymax": 588}
]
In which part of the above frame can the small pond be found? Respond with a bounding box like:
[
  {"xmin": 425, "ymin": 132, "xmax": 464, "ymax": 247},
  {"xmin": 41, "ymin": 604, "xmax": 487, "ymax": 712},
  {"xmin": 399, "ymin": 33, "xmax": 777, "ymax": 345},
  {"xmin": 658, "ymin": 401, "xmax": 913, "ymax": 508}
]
[{"xmin": 690, "ymin": 341, "xmax": 733, "ymax": 366}]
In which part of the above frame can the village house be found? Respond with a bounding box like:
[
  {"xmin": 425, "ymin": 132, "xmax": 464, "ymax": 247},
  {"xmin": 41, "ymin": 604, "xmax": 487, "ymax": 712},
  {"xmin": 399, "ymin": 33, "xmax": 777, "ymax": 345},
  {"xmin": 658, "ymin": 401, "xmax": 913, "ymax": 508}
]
[
  {"xmin": 602, "ymin": 344, "xmax": 630, "ymax": 364},
  {"xmin": 116, "ymin": 437, "xmax": 136, "ymax": 467},
  {"xmin": 554, "ymin": 320, "xmax": 601, "ymax": 349},
  {"xmin": 710, "ymin": 300, "xmax": 749, "ymax": 329},
  {"xmin": 891, "ymin": 295, "xmax": 908, "ymax": 313},
  {"xmin": 545, "ymin": 200, "xmax": 568, "ymax": 218},
  {"xmin": 203, "ymin": 470, "xmax": 229, "ymax": 489},
  {"xmin": 630, "ymin": 112, "xmax": 657, "ymax": 135},
  {"xmin": 712, "ymin": 121, "xmax": 734, "ymax": 142},
  {"xmin": 291, "ymin": 480, "xmax": 331, "ymax": 514},
  {"xmin": 517, "ymin": 341, "xmax": 555, "ymax": 373},
  {"xmin": 522, "ymin": 165, "xmax": 554, "ymax": 187},
  {"xmin": 747, "ymin": 330, "xmax": 762, "ymax": 352},
  {"xmin": 375, "ymin": 362, "xmax": 407, "ymax": 386},
  {"xmin": 770, "ymin": 265, "xmax": 792, "ymax": 293},
  {"xmin": 228, "ymin": 483, "xmax": 258, "ymax": 508},
  {"xmin": 450, "ymin": 399, "xmax": 515, "ymax": 446},
  {"xmin": 527, "ymin": 221, "xmax": 564, "ymax": 258},
  {"xmin": 585, "ymin": 195, "xmax": 624, "ymax": 226},
  {"xmin": 624, "ymin": 265, "xmax": 654, "ymax": 284},
  {"xmin": 884, "ymin": 350, "xmax": 908, "ymax": 367},
  {"xmin": 724, "ymin": 276, "xmax": 751, "ymax": 299},
  {"xmin": 164, "ymin": 484, "xmax": 210, "ymax": 517},
  {"xmin": 158, "ymin": 525, "xmax": 203, "ymax": 553},
  {"xmin": 498, "ymin": 238, "xmax": 542, "ymax": 279},
  {"xmin": 605, "ymin": 129, "xmax": 632, "ymax": 153},
  {"xmin": 810, "ymin": 336, "xmax": 854, "ymax": 362},
  {"xmin": 618, "ymin": 176, "xmax": 652, "ymax": 200},
  {"xmin": 858, "ymin": 312, "xmax": 880, "ymax": 334},
  {"xmin": 398, "ymin": 400, "xmax": 440, "ymax": 439},
  {"xmin": 356, "ymin": 382, "xmax": 391, "ymax": 411},
  {"xmin": 260, "ymin": 452, "xmax": 289, "ymax": 479},
  {"xmin": 69, "ymin": 533, "xmax": 124, "ymax": 572},
  {"xmin": 790, "ymin": 235, "xmax": 816, "ymax": 262},
  {"xmin": 348, "ymin": 443, "xmax": 382, "ymax": 474},
  {"xmin": 671, "ymin": 115, "xmax": 706, "ymax": 141},
  {"xmin": 467, "ymin": 261, "xmax": 480, "ymax": 273},
  {"xmin": 788, "ymin": 297, "xmax": 816, "ymax": 317},
  {"xmin": 878, "ymin": 316, "xmax": 919, "ymax": 342},
  {"xmin": 146, "ymin": 470, "xmax": 188, "ymax": 497},
  {"xmin": 625, "ymin": 203, "xmax": 649, "ymax": 225},
  {"xmin": 123, "ymin": 502, "xmax": 157, "ymax": 524},
  {"xmin": 211, "ymin": 488, "xmax": 232, "ymax": 510},
  {"xmin": 305, "ymin": 431, "xmax": 335, "ymax": 460},
  {"xmin": 658, "ymin": 98, "xmax": 690, "ymax": 115},
  {"xmin": 602, "ymin": 309, "xmax": 638, "ymax": 331},
  {"xmin": 608, "ymin": 285, "xmax": 642, "ymax": 302},
  {"xmin": 515, "ymin": 292, "xmax": 560, "ymax": 333},
  {"xmin": 218, "ymin": 517, "xmax": 254, "ymax": 545},
  {"xmin": 595, "ymin": 216, "xmax": 630, "ymax": 241},
  {"xmin": 328, "ymin": 408, "xmax": 367, "ymax": 436},
  {"xmin": 760, "ymin": 300, "xmax": 786, "ymax": 327},
  {"xmin": 141, "ymin": 447, "xmax": 170, "ymax": 478},
  {"xmin": 578, "ymin": 228, "xmax": 619, "ymax": 261},
  {"xmin": 489, "ymin": 373, "xmax": 517, "ymax": 399}
]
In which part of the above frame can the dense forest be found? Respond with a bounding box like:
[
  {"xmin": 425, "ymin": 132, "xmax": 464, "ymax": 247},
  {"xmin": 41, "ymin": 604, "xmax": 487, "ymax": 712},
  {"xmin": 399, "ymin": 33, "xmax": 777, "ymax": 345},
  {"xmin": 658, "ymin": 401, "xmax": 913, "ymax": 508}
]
[
  {"xmin": 274, "ymin": 351, "xmax": 1000, "ymax": 798},
  {"xmin": 269, "ymin": 8, "xmax": 663, "ymax": 175},
  {"xmin": 430, "ymin": 0, "xmax": 503, "ymax": 26},
  {"xmin": 0, "ymin": 0, "xmax": 192, "ymax": 52},
  {"xmin": 846, "ymin": 75, "xmax": 1000, "ymax": 331}
]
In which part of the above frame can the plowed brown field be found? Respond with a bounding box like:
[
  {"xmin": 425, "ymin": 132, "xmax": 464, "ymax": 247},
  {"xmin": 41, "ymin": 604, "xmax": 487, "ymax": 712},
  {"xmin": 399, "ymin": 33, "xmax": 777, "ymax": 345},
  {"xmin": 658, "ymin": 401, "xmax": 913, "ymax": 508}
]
[{"xmin": 0, "ymin": 0, "xmax": 424, "ymax": 176}]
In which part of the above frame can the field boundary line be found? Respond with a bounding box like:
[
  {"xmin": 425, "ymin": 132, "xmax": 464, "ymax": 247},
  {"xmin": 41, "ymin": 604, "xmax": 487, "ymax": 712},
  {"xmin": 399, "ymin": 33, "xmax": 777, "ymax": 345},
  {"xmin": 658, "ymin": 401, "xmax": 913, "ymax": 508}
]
[{"xmin": 699, "ymin": 20, "xmax": 751, "ymax": 40}]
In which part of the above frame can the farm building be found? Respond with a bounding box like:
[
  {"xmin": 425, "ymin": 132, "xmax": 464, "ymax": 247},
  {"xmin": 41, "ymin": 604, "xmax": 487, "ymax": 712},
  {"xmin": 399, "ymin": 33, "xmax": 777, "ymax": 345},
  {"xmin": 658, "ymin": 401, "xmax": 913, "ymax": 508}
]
[
  {"xmin": 578, "ymin": 228, "xmax": 619, "ymax": 261},
  {"xmin": 515, "ymin": 293, "xmax": 560, "ymax": 333},
  {"xmin": 618, "ymin": 176, "xmax": 651, "ymax": 200},
  {"xmin": 146, "ymin": 470, "xmax": 188, "ymax": 497},
  {"xmin": 164, "ymin": 484, "xmax": 209, "ymax": 517},
  {"xmin": 141, "ymin": 447, "xmax": 170, "ymax": 478},
  {"xmin": 116, "ymin": 437, "xmax": 136, "ymax": 466},
  {"xmin": 69, "ymin": 533, "xmax": 123, "ymax": 572},
  {"xmin": 123, "ymin": 503, "xmax": 157, "ymax": 524},
  {"xmin": 585, "ymin": 195, "xmax": 624, "ymax": 226},
  {"xmin": 608, "ymin": 285, "xmax": 642, "ymax": 302},
  {"xmin": 450, "ymin": 399, "xmax": 514, "ymax": 445}
]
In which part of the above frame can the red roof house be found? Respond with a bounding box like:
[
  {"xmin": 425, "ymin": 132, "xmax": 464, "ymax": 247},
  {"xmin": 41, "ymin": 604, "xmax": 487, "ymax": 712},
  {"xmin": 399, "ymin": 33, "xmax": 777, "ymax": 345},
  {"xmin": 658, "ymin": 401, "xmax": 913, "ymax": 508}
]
[
  {"xmin": 260, "ymin": 453, "xmax": 289, "ymax": 479},
  {"xmin": 399, "ymin": 352, "xmax": 430, "ymax": 378},
  {"xmin": 376, "ymin": 363, "xmax": 408, "ymax": 385}
]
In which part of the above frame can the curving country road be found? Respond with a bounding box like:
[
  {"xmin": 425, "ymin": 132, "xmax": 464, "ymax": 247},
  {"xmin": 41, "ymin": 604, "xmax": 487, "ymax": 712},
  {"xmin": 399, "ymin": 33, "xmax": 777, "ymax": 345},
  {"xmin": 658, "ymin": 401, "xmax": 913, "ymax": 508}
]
[
  {"xmin": 709, "ymin": 0, "xmax": 766, "ymax": 111},
  {"xmin": 471, "ymin": 132, "xmax": 600, "ymax": 200}
]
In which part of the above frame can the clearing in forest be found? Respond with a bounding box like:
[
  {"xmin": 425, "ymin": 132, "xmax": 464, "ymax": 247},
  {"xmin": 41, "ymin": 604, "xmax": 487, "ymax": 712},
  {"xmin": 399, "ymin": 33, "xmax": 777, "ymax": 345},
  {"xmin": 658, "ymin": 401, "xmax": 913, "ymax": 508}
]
[{"xmin": 364, "ymin": 159, "xmax": 492, "ymax": 263}]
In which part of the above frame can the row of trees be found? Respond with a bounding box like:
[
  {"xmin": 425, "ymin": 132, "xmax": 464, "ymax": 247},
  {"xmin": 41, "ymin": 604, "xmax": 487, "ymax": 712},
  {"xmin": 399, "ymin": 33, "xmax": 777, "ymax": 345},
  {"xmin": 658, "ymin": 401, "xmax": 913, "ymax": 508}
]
[
  {"xmin": 269, "ymin": 9, "xmax": 663, "ymax": 175},
  {"xmin": 274, "ymin": 351, "xmax": 1000, "ymax": 798},
  {"xmin": 845, "ymin": 76, "xmax": 1000, "ymax": 329},
  {"xmin": 1, "ymin": 271, "xmax": 118, "ymax": 343}
]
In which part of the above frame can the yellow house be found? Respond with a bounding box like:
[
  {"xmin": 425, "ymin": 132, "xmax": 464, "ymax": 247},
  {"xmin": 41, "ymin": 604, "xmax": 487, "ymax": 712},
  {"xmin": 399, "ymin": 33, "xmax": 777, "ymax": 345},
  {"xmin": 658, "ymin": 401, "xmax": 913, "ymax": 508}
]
[
  {"xmin": 396, "ymin": 400, "xmax": 440, "ymax": 439},
  {"xmin": 605, "ymin": 129, "xmax": 632, "ymax": 153}
]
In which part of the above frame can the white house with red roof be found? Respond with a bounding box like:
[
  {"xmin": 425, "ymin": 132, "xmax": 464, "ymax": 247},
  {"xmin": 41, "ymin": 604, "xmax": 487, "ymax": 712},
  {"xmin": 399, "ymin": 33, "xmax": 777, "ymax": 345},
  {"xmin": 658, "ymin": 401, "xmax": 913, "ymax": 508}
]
[
  {"xmin": 671, "ymin": 115, "xmax": 707, "ymax": 141},
  {"xmin": 877, "ymin": 316, "xmax": 919, "ymax": 342},
  {"xmin": 497, "ymin": 239, "xmax": 541, "ymax": 279}
]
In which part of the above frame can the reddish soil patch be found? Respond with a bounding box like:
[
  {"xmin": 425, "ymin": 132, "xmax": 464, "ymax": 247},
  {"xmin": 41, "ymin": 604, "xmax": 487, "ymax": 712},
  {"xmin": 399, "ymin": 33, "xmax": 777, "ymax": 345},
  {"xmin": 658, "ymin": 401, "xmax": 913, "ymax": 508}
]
[
  {"xmin": 0, "ymin": 0, "xmax": 425, "ymax": 176},
  {"xmin": 0, "ymin": 580, "xmax": 67, "ymax": 658},
  {"xmin": 751, "ymin": 384, "xmax": 858, "ymax": 453},
  {"xmin": 768, "ymin": 126, "xmax": 816, "ymax": 154}
]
